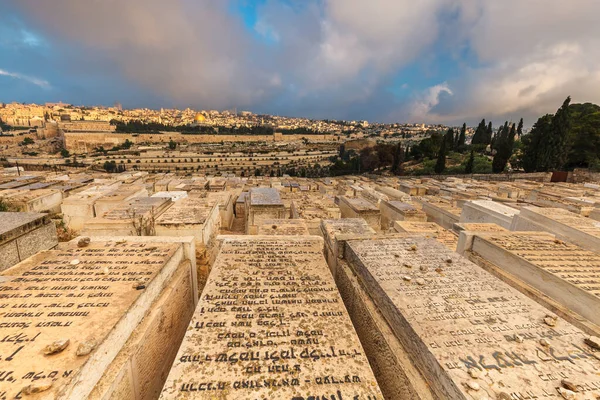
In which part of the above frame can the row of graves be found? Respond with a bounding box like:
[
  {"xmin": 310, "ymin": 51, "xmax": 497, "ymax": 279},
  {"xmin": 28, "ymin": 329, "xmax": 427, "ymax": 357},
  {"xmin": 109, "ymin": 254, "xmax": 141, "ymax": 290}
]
[{"xmin": 0, "ymin": 168, "xmax": 599, "ymax": 398}]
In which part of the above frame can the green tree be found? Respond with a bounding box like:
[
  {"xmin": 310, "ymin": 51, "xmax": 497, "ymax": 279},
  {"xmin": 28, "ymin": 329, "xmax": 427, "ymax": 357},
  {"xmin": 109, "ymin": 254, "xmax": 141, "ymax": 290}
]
[
  {"xmin": 465, "ymin": 149, "xmax": 475, "ymax": 174},
  {"xmin": 471, "ymin": 119, "xmax": 487, "ymax": 145},
  {"xmin": 566, "ymin": 103, "xmax": 600, "ymax": 170},
  {"xmin": 444, "ymin": 128, "xmax": 455, "ymax": 151},
  {"xmin": 60, "ymin": 148, "xmax": 70, "ymax": 158},
  {"xmin": 492, "ymin": 122, "xmax": 517, "ymax": 173},
  {"xmin": 521, "ymin": 114, "xmax": 552, "ymax": 172},
  {"xmin": 457, "ymin": 123, "xmax": 467, "ymax": 149},
  {"xmin": 168, "ymin": 140, "xmax": 177, "ymax": 150},
  {"xmin": 391, "ymin": 143, "xmax": 404, "ymax": 175},
  {"xmin": 523, "ymin": 97, "xmax": 572, "ymax": 172},
  {"xmin": 540, "ymin": 97, "xmax": 572, "ymax": 171},
  {"xmin": 434, "ymin": 138, "xmax": 447, "ymax": 174},
  {"xmin": 485, "ymin": 121, "xmax": 493, "ymax": 145}
]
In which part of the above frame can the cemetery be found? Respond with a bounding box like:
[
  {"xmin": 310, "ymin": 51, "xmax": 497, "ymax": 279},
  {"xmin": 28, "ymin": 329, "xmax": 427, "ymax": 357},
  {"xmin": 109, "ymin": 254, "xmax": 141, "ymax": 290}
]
[{"xmin": 0, "ymin": 167, "xmax": 599, "ymax": 399}]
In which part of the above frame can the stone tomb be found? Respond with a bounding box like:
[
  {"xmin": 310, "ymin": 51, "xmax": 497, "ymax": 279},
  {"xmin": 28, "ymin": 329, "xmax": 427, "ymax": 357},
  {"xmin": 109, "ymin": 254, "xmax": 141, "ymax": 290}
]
[
  {"xmin": 323, "ymin": 226, "xmax": 435, "ymax": 400},
  {"xmin": 320, "ymin": 218, "xmax": 376, "ymax": 276},
  {"xmin": 462, "ymin": 231, "xmax": 600, "ymax": 332},
  {"xmin": 155, "ymin": 197, "xmax": 220, "ymax": 247},
  {"xmin": 245, "ymin": 188, "xmax": 287, "ymax": 234},
  {"xmin": 82, "ymin": 197, "xmax": 172, "ymax": 237},
  {"xmin": 93, "ymin": 185, "xmax": 148, "ymax": 217},
  {"xmin": 380, "ymin": 200, "xmax": 427, "ymax": 230},
  {"xmin": 160, "ymin": 236, "xmax": 383, "ymax": 399},
  {"xmin": 344, "ymin": 236, "xmax": 600, "ymax": 399},
  {"xmin": 459, "ymin": 200, "xmax": 519, "ymax": 229},
  {"xmin": 0, "ymin": 212, "xmax": 58, "ymax": 272},
  {"xmin": 338, "ymin": 196, "xmax": 381, "ymax": 230},
  {"xmin": 255, "ymin": 218, "xmax": 310, "ymax": 236},
  {"xmin": 419, "ymin": 200, "xmax": 461, "ymax": 230},
  {"xmin": 0, "ymin": 236, "xmax": 197, "ymax": 399},
  {"xmin": 393, "ymin": 221, "xmax": 458, "ymax": 251},
  {"xmin": 511, "ymin": 206, "xmax": 600, "ymax": 253},
  {"xmin": 60, "ymin": 184, "xmax": 121, "ymax": 231}
]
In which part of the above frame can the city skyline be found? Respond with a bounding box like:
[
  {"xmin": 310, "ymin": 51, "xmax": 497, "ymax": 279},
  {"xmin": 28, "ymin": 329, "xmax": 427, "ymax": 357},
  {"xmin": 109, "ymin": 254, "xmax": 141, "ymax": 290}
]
[{"xmin": 2, "ymin": 0, "xmax": 600, "ymax": 126}]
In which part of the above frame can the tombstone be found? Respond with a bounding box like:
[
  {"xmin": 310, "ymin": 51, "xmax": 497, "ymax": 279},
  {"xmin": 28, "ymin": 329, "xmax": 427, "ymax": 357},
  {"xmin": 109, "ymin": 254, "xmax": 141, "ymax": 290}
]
[
  {"xmin": 82, "ymin": 197, "xmax": 172, "ymax": 237},
  {"xmin": 0, "ymin": 236, "xmax": 197, "ymax": 399},
  {"xmin": 154, "ymin": 197, "xmax": 219, "ymax": 246},
  {"xmin": 323, "ymin": 225, "xmax": 436, "ymax": 400},
  {"xmin": 454, "ymin": 223, "xmax": 508, "ymax": 253},
  {"xmin": 235, "ymin": 192, "xmax": 248, "ymax": 218},
  {"xmin": 459, "ymin": 200, "xmax": 519, "ymax": 229},
  {"xmin": 0, "ymin": 189, "xmax": 63, "ymax": 214},
  {"xmin": 207, "ymin": 191, "xmax": 235, "ymax": 230},
  {"xmin": 511, "ymin": 206, "xmax": 600, "ymax": 253},
  {"xmin": 461, "ymin": 231, "xmax": 600, "ymax": 333},
  {"xmin": 380, "ymin": 200, "xmax": 427, "ymax": 230},
  {"xmin": 343, "ymin": 236, "xmax": 600, "ymax": 399},
  {"xmin": 394, "ymin": 221, "xmax": 458, "ymax": 251},
  {"xmin": 419, "ymin": 200, "xmax": 461, "ymax": 230},
  {"xmin": 245, "ymin": 188, "xmax": 287, "ymax": 234},
  {"xmin": 93, "ymin": 185, "xmax": 148, "ymax": 217},
  {"xmin": 321, "ymin": 219, "xmax": 376, "ymax": 276},
  {"xmin": 61, "ymin": 185, "xmax": 120, "ymax": 231},
  {"xmin": 160, "ymin": 236, "xmax": 383, "ymax": 399},
  {"xmin": 255, "ymin": 218, "xmax": 310, "ymax": 236},
  {"xmin": 151, "ymin": 191, "xmax": 189, "ymax": 202},
  {"xmin": 0, "ymin": 212, "xmax": 58, "ymax": 271},
  {"xmin": 338, "ymin": 196, "xmax": 381, "ymax": 230}
]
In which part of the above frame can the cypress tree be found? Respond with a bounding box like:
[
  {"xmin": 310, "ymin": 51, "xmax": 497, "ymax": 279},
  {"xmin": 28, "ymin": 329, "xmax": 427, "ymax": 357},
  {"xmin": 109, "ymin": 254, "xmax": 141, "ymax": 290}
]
[
  {"xmin": 471, "ymin": 119, "xmax": 486, "ymax": 145},
  {"xmin": 485, "ymin": 121, "xmax": 493, "ymax": 145},
  {"xmin": 492, "ymin": 122, "xmax": 517, "ymax": 173},
  {"xmin": 434, "ymin": 138, "xmax": 447, "ymax": 174},
  {"xmin": 465, "ymin": 149, "xmax": 475, "ymax": 174},
  {"xmin": 391, "ymin": 143, "xmax": 404, "ymax": 174},
  {"xmin": 445, "ymin": 128, "xmax": 455, "ymax": 151},
  {"xmin": 522, "ymin": 114, "xmax": 552, "ymax": 172},
  {"xmin": 517, "ymin": 118, "xmax": 523, "ymax": 137},
  {"xmin": 457, "ymin": 123, "xmax": 467, "ymax": 149}
]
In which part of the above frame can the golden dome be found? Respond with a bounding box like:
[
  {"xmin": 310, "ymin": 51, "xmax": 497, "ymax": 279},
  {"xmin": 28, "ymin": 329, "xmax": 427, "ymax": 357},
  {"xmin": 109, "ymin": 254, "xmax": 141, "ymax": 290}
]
[{"xmin": 194, "ymin": 113, "xmax": 206, "ymax": 122}]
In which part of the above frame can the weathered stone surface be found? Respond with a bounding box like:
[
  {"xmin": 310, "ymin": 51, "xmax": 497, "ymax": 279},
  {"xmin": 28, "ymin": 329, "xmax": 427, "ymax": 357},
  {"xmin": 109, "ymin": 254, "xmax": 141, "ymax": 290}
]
[
  {"xmin": 419, "ymin": 200, "xmax": 461, "ymax": 230},
  {"xmin": 380, "ymin": 200, "xmax": 427, "ymax": 230},
  {"xmin": 245, "ymin": 188, "xmax": 287, "ymax": 234},
  {"xmin": 335, "ymin": 260, "xmax": 435, "ymax": 400},
  {"xmin": 82, "ymin": 197, "xmax": 172, "ymax": 236},
  {"xmin": 345, "ymin": 236, "xmax": 600, "ymax": 399},
  {"xmin": 338, "ymin": 196, "xmax": 381, "ymax": 230},
  {"xmin": 467, "ymin": 231, "xmax": 600, "ymax": 328},
  {"xmin": 459, "ymin": 200, "xmax": 519, "ymax": 229},
  {"xmin": 511, "ymin": 206, "xmax": 600, "ymax": 253},
  {"xmin": 0, "ymin": 212, "xmax": 58, "ymax": 271},
  {"xmin": 321, "ymin": 219, "xmax": 376, "ymax": 276},
  {"xmin": 393, "ymin": 221, "xmax": 458, "ymax": 251},
  {"xmin": 0, "ymin": 236, "xmax": 197, "ymax": 399},
  {"xmin": 256, "ymin": 219, "xmax": 310, "ymax": 236},
  {"xmin": 155, "ymin": 197, "xmax": 220, "ymax": 246},
  {"xmin": 160, "ymin": 236, "xmax": 383, "ymax": 399}
]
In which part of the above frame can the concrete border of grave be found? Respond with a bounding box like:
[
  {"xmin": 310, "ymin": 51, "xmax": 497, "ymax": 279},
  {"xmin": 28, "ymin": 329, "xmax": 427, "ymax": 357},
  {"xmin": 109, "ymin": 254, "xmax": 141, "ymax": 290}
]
[
  {"xmin": 459, "ymin": 231, "xmax": 600, "ymax": 337},
  {"xmin": 0, "ymin": 235, "xmax": 197, "ymax": 399}
]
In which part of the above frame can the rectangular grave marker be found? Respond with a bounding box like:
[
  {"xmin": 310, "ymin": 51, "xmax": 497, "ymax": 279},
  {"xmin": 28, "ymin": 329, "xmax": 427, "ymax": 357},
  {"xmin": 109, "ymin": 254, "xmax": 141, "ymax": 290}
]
[
  {"xmin": 160, "ymin": 236, "xmax": 383, "ymax": 400},
  {"xmin": 344, "ymin": 236, "xmax": 600, "ymax": 399},
  {"xmin": 0, "ymin": 237, "xmax": 196, "ymax": 399}
]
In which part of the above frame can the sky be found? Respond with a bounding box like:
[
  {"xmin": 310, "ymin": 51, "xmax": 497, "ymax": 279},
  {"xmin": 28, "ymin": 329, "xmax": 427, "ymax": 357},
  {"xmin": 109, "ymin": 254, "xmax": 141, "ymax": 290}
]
[{"xmin": 1, "ymin": 0, "xmax": 600, "ymax": 126}]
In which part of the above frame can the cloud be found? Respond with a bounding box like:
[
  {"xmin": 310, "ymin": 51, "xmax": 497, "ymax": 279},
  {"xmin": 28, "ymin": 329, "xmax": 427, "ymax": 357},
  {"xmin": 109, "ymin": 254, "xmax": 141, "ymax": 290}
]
[
  {"xmin": 408, "ymin": 83, "xmax": 453, "ymax": 122},
  {"xmin": 4, "ymin": 0, "xmax": 600, "ymax": 124},
  {"xmin": 0, "ymin": 68, "xmax": 50, "ymax": 89}
]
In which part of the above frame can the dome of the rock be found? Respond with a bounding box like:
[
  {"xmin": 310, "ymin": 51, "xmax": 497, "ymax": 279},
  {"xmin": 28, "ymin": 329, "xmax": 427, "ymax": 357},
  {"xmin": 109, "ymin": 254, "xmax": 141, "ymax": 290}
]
[{"xmin": 194, "ymin": 113, "xmax": 206, "ymax": 122}]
